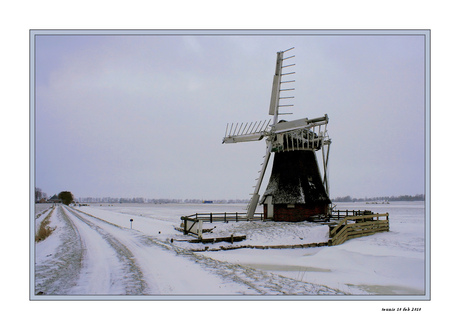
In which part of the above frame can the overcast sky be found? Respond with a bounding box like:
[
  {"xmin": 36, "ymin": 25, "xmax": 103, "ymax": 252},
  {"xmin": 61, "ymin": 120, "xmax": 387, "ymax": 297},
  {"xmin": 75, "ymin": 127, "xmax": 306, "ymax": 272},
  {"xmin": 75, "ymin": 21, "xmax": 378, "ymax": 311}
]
[{"xmin": 32, "ymin": 31, "xmax": 427, "ymax": 200}]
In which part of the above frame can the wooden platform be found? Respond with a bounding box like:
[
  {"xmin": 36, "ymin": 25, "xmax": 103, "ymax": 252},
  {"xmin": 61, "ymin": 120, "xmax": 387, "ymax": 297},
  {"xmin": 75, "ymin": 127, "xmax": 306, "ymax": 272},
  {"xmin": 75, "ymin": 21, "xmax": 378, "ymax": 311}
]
[
  {"xmin": 328, "ymin": 213, "xmax": 389, "ymax": 246},
  {"xmin": 186, "ymin": 235, "xmax": 247, "ymax": 244},
  {"xmin": 190, "ymin": 242, "xmax": 329, "ymax": 252}
]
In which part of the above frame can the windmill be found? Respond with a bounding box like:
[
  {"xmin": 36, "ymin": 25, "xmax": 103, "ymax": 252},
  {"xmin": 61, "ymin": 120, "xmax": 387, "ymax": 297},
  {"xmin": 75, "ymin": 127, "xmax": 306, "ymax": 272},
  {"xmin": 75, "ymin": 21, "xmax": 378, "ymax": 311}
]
[{"xmin": 223, "ymin": 47, "xmax": 332, "ymax": 221}]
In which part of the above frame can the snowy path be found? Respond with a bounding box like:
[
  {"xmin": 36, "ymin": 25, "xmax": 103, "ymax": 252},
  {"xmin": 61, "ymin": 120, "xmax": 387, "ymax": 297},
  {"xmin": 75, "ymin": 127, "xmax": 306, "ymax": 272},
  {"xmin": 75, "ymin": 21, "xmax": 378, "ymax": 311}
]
[
  {"xmin": 35, "ymin": 206, "xmax": 83, "ymax": 294},
  {"xmin": 34, "ymin": 205, "xmax": 344, "ymax": 296},
  {"xmin": 35, "ymin": 205, "xmax": 147, "ymax": 294},
  {"xmin": 62, "ymin": 207, "xmax": 150, "ymax": 294}
]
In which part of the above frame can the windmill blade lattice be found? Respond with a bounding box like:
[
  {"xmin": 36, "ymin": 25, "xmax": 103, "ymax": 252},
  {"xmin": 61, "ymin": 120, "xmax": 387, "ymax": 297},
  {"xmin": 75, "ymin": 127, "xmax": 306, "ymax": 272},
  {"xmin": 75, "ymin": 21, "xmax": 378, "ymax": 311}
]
[{"xmin": 222, "ymin": 48, "xmax": 331, "ymax": 220}]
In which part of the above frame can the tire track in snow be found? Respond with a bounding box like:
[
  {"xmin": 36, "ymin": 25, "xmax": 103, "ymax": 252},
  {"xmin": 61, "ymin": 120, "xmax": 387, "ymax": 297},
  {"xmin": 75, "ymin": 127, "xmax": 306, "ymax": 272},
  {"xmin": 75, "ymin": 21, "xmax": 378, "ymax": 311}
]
[
  {"xmin": 35, "ymin": 206, "xmax": 84, "ymax": 294},
  {"xmin": 69, "ymin": 207, "xmax": 344, "ymax": 295},
  {"xmin": 120, "ymin": 230, "xmax": 343, "ymax": 295},
  {"xmin": 62, "ymin": 206, "xmax": 149, "ymax": 294}
]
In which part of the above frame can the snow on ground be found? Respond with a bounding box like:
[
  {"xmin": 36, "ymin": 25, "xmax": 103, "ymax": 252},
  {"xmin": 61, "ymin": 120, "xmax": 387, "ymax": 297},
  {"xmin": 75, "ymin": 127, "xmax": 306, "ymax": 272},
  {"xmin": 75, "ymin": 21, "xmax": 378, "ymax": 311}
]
[
  {"xmin": 33, "ymin": 203, "xmax": 342, "ymax": 296},
  {"xmin": 33, "ymin": 201, "xmax": 427, "ymax": 298},
  {"xmin": 202, "ymin": 202, "xmax": 426, "ymax": 295}
]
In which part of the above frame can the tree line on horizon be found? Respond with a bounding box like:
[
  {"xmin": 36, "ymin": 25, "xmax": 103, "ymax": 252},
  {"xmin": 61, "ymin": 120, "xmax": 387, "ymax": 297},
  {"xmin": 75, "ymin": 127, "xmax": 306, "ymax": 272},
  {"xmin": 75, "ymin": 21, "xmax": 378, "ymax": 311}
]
[
  {"xmin": 332, "ymin": 194, "xmax": 425, "ymax": 202},
  {"xmin": 36, "ymin": 187, "xmax": 424, "ymax": 204},
  {"xmin": 76, "ymin": 197, "xmax": 251, "ymax": 204},
  {"xmin": 35, "ymin": 188, "xmax": 250, "ymax": 204}
]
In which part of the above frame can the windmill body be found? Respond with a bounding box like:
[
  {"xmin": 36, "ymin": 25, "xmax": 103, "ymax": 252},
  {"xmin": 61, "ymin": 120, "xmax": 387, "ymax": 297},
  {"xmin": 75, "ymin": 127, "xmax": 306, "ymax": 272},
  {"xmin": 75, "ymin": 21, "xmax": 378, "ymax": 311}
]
[{"xmin": 223, "ymin": 48, "xmax": 331, "ymax": 221}]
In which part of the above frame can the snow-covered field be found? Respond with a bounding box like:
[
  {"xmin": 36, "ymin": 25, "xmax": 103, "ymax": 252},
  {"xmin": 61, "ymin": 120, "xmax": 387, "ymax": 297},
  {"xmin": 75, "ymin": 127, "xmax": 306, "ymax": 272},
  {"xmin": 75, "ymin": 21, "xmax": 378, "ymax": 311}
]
[{"xmin": 32, "ymin": 201, "xmax": 427, "ymax": 299}]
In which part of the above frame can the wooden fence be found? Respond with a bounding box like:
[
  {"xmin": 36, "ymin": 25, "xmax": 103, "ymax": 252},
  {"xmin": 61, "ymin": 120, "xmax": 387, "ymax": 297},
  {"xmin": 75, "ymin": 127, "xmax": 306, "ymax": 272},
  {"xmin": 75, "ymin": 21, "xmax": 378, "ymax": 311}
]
[
  {"xmin": 180, "ymin": 212, "xmax": 264, "ymax": 238},
  {"xmin": 329, "ymin": 209, "xmax": 374, "ymax": 221},
  {"xmin": 180, "ymin": 211, "xmax": 389, "ymax": 245},
  {"xmin": 181, "ymin": 212, "xmax": 264, "ymax": 223},
  {"xmin": 328, "ymin": 213, "xmax": 389, "ymax": 246}
]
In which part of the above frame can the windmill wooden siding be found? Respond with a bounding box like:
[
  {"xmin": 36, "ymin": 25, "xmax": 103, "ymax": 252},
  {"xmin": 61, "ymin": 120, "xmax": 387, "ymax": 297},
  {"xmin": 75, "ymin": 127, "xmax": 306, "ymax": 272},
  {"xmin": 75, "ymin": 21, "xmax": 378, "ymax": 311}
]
[
  {"xmin": 263, "ymin": 203, "xmax": 328, "ymax": 222},
  {"xmin": 261, "ymin": 149, "xmax": 330, "ymax": 222}
]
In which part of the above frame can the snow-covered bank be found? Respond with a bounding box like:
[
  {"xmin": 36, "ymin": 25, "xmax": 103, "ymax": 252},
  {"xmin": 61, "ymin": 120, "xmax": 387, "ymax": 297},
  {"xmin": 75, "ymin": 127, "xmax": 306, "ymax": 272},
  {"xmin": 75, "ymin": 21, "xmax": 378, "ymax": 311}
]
[
  {"xmin": 33, "ymin": 201, "xmax": 427, "ymax": 298},
  {"xmin": 199, "ymin": 202, "xmax": 426, "ymax": 295},
  {"xmin": 34, "ymin": 204, "xmax": 344, "ymax": 296}
]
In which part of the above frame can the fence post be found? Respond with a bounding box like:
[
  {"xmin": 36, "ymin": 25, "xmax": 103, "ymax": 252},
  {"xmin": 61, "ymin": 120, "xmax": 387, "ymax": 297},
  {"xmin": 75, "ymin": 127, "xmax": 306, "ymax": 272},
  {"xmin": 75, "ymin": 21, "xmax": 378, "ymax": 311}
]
[
  {"xmin": 236, "ymin": 212, "xmax": 238, "ymax": 222},
  {"xmin": 210, "ymin": 213, "xmax": 213, "ymax": 223},
  {"xmin": 224, "ymin": 212, "xmax": 227, "ymax": 223},
  {"xmin": 198, "ymin": 220, "xmax": 203, "ymax": 240}
]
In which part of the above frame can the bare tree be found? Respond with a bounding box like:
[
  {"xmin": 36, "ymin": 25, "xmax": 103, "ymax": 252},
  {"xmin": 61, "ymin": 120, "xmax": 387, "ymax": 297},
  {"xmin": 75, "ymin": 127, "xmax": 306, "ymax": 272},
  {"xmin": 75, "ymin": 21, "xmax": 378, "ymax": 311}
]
[{"xmin": 35, "ymin": 187, "xmax": 43, "ymax": 202}]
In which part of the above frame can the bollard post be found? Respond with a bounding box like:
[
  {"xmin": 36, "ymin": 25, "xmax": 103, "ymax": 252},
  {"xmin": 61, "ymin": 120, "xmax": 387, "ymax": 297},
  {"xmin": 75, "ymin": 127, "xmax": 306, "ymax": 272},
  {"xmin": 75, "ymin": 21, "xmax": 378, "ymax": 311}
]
[
  {"xmin": 130, "ymin": 219, "xmax": 133, "ymax": 229},
  {"xmin": 198, "ymin": 220, "xmax": 203, "ymax": 240}
]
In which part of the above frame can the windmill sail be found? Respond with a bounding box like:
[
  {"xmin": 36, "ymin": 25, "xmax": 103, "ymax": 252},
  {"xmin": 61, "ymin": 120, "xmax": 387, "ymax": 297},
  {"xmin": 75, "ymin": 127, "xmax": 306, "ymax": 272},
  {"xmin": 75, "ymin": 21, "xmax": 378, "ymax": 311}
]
[
  {"xmin": 269, "ymin": 47, "xmax": 295, "ymax": 120},
  {"xmin": 246, "ymin": 141, "xmax": 272, "ymax": 218},
  {"xmin": 222, "ymin": 120, "xmax": 271, "ymax": 144},
  {"xmin": 268, "ymin": 52, "xmax": 282, "ymax": 116}
]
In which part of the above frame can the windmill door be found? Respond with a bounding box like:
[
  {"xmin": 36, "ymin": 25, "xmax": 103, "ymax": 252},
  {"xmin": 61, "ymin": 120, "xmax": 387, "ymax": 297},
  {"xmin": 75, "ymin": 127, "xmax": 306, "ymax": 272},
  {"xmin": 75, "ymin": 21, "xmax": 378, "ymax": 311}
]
[{"xmin": 265, "ymin": 195, "xmax": 274, "ymax": 219}]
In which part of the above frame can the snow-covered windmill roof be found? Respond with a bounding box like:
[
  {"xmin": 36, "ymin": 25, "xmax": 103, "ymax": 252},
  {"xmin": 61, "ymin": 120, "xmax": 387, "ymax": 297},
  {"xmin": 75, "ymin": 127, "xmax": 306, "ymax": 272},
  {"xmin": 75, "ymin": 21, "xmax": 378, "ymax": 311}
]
[{"xmin": 261, "ymin": 150, "xmax": 330, "ymax": 205}]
